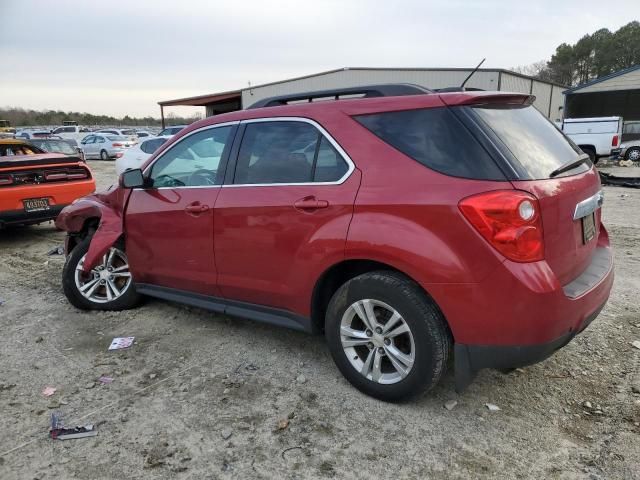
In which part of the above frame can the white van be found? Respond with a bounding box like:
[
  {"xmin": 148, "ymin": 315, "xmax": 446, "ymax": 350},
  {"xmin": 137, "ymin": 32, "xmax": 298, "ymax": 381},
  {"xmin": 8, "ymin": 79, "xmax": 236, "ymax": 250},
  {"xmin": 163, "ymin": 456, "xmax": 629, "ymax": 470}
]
[{"xmin": 561, "ymin": 117, "xmax": 623, "ymax": 163}]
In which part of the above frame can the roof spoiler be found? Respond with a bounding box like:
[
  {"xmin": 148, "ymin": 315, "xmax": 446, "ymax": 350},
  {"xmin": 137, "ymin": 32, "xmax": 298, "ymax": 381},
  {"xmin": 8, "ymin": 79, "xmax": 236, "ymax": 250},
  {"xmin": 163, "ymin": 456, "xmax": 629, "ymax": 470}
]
[
  {"xmin": 440, "ymin": 92, "xmax": 535, "ymax": 106},
  {"xmin": 248, "ymin": 83, "xmax": 432, "ymax": 109}
]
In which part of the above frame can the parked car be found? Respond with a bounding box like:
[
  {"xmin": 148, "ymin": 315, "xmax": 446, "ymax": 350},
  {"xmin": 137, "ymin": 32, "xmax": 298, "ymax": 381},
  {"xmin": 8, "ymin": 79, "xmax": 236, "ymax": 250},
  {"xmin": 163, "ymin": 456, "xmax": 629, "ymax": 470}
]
[
  {"xmin": 80, "ymin": 134, "xmax": 135, "ymax": 160},
  {"xmin": 157, "ymin": 125, "xmax": 186, "ymax": 137},
  {"xmin": 0, "ymin": 149, "xmax": 95, "ymax": 228},
  {"xmin": 622, "ymin": 120, "xmax": 640, "ymax": 143},
  {"xmin": 93, "ymin": 128, "xmax": 138, "ymax": 142},
  {"xmin": 51, "ymin": 125, "xmax": 92, "ymax": 143},
  {"xmin": 56, "ymin": 86, "xmax": 613, "ymax": 401},
  {"xmin": 115, "ymin": 136, "xmax": 170, "ymax": 175},
  {"xmin": 135, "ymin": 130, "xmax": 155, "ymax": 140},
  {"xmin": 0, "ymin": 120, "xmax": 17, "ymax": 138},
  {"xmin": 0, "ymin": 138, "xmax": 47, "ymax": 156},
  {"xmin": 611, "ymin": 140, "xmax": 640, "ymax": 161},
  {"xmin": 561, "ymin": 117, "xmax": 623, "ymax": 162},
  {"xmin": 28, "ymin": 138, "xmax": 83, "ymax": 158},
  {"xmin": 16, "ymin": 130, "xmax": 58, "ymax": 140}
]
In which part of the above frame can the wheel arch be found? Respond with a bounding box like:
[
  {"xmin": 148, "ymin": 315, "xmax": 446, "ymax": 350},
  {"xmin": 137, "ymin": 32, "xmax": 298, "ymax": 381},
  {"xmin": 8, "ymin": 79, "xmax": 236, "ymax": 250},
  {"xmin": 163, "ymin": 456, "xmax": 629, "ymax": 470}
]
[{"xmin": 310, "ymin": 258, "xmax": 452, "ymax": 339}]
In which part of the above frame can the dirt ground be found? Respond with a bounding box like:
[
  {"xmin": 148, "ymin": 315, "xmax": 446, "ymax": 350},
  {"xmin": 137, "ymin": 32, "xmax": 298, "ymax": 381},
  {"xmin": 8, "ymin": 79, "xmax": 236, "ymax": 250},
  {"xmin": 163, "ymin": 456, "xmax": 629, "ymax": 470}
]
[{"xmin": 1, "ymin": 160, "xmax": 639, "ymax": 480}]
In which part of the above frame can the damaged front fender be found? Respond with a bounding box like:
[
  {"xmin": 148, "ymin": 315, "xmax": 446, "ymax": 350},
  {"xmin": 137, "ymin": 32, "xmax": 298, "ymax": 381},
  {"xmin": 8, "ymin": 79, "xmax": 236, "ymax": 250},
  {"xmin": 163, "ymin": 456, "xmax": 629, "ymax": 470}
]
[{"xmin": 55, "ymin": 185, "xmax": 131, "ymax": 273}]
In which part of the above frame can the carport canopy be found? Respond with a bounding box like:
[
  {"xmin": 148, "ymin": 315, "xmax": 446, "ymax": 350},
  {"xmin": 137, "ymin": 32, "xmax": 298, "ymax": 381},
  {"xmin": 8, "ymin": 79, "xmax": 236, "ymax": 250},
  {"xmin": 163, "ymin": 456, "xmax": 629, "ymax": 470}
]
[{"xmin": 158, "ymin": 90, "xmax": 242, "ymax": 128}]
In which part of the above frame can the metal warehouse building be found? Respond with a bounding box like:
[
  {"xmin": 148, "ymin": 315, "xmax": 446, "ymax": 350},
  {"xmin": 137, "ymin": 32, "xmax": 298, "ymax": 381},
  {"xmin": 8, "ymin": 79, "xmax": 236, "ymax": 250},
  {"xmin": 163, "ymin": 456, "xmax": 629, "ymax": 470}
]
[
  {"xmin": 563, "ymin": 65, "xmax": 640, "ymax": 138},
  {"xmin": 159, "ymin": 67, "xmax": 566, "ymax": 126}
]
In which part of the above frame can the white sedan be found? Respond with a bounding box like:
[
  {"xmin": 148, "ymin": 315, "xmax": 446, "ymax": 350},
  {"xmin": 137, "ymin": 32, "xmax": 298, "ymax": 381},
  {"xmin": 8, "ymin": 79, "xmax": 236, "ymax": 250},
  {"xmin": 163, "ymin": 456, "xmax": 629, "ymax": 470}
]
[
  {"xmin": 115, "ymin": 136, "xmax": 170, "ymax": 175},
  {"xmin": 81, "ymin": 134, "xmax": 136, "ymax": 161}
]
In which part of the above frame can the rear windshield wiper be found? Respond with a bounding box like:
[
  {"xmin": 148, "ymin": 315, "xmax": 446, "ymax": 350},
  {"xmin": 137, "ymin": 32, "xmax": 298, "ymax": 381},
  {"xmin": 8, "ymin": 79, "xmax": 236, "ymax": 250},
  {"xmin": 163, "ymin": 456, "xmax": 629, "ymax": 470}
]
[{"xmin": 549, "ymin": 154, "xmax": 590, "ymax": 178}]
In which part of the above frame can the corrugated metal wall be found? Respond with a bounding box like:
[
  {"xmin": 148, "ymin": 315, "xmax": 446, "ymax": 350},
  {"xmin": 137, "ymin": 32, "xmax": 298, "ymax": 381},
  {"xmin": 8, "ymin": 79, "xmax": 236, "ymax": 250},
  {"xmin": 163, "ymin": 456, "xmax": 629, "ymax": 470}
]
[
  {"xmin": 242, "ymin": 69, "xmax": 500, "ymax": 108},
  {"xmin": 550, "ymin": 85, "xmax": 565, "ymax": 121},
  {"xmin": 576, "ymin": 68, "xmax": 640, "ymax": 93},
  {"xmin": 531, "ymin": 80, "xmax": 551, "ymax": 116},
  {"xmin": 237, "ymin": 68, "xmax": 563, "ymax": 119}
]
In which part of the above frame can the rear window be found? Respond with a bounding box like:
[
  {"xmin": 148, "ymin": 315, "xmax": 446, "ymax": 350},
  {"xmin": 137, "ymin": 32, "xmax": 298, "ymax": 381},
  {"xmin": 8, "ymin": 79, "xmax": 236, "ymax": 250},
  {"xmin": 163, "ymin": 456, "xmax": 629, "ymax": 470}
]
[
  {"xmin": 354, "ymin": 107, "xmax": 505, "ymax": 180},
  {"xmin": 140, "ymin": 138, "xmax": 166, "ymax": 154},
  {"xmin": 107, "ymin": 135, "xmax": 128, "ymax": 141},
  {"xmin": 121, "ymin": 129, "xmax": 136, "ymax": 136},
  {"xmin": 473, "ymin": 105, "xmax": 587, "ymax": 179}
]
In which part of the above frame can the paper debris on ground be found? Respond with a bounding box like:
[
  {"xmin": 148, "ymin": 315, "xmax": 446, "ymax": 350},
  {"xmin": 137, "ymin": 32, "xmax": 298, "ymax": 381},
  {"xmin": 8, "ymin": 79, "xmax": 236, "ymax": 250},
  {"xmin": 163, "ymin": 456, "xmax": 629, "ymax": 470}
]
[
  {"xmin": 485, "ymin": 403, "xmax": 501, "ymax": 411},
  {"xmin": 108, "ymin": 337, "xmax": 135, "ymax": 351},
  {"xmin": 632, "ymin": 340, "xmax": 640, "ymax": 350},
  {"xmin": 50, "ymin": 412, "xmax": 98, "ymax": 440},
  {"xmin": 98, "ymin": 376, "xmax": 114, "ymax": 384},
  {"xmin": 41, "ymin": 386, "xmax": 57, "ymax": 397}
]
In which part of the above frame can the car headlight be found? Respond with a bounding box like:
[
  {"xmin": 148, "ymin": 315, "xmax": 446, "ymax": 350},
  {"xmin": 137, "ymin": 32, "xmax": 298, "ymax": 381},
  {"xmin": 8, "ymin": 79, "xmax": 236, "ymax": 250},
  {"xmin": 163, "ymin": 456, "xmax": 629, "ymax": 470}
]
[{"xmin": 619, "ymin": 144, "xmax": 626, "ymax": 149}]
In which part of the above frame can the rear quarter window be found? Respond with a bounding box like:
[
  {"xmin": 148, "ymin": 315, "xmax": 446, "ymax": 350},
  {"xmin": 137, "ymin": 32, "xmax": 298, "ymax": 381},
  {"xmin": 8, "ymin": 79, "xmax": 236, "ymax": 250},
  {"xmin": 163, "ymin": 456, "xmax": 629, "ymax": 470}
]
[{"xmin": 354, "ymin": 107, "xmax": 506, "ymax": 180}]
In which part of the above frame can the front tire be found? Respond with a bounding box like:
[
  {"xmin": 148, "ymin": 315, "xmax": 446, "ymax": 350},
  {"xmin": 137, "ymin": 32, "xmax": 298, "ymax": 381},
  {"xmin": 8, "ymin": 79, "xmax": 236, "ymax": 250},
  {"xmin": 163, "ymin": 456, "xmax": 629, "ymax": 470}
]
[
  {"xmin": 325, "ymin": 271, "xmax": 450, "ymax": 401},
  {"xmin": 100, "ymin": 149, "xmax": 110, "ymax": 161},
  {"xmin": 62, "ymin": 237, "xmax": 141, "ymax": 311},
  {"xmin": 625, "ymin": 147, "xmax": 640, "ymax": 162}
]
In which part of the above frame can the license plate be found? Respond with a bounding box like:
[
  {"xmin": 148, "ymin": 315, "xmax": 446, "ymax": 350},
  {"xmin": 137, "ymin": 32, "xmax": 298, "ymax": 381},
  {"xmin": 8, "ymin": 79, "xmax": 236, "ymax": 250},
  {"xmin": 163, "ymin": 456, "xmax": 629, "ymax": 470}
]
[
  {"xmin": 23, "ymin": 197, "xmax": 50, "ymax": 212},
  {"xmin": 581, "ymin": 212, "xmax": 596, "ymax": 244}
]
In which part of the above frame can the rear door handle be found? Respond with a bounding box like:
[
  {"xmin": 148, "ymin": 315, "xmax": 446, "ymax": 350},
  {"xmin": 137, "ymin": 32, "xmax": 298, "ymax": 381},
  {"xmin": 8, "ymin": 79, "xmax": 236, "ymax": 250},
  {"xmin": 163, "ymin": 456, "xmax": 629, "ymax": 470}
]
[
  {"xmin": 294, "ymin": 196, "xmax": 329, "ymax": 211},
  {"xmin": 185, "ymin": 202, "xmax": 209, "ymax": 215}
]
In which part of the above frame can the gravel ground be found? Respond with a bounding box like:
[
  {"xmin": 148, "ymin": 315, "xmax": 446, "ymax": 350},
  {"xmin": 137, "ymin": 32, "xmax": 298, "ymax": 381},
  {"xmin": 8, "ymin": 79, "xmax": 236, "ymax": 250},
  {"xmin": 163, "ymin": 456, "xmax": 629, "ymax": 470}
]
[{"xmin": 0, "ymin": 160, "xmax": 639, "ymax": 479}]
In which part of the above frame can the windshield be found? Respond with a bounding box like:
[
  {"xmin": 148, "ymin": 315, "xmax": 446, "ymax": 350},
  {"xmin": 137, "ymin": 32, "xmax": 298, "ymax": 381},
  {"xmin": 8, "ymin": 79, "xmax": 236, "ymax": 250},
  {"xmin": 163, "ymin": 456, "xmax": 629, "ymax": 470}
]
[{"xmin": 472, "ymin": 105, "xmax": 588, "ymax": 179}]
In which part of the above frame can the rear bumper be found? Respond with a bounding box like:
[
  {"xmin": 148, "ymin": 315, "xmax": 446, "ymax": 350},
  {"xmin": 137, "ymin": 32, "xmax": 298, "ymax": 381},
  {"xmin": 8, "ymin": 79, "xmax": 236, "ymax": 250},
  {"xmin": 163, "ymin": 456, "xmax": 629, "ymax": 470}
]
[
  {"xmin": 610, "ymin": 148, "xmax": 622, "ymax": 159},
  {"xmin": 453, "ymin": 301, "xmax": 605, "ymax": 391},
  {"xmin": 425, "ymin": 226, "xmax": 614, "ymax": 391},
  {"xmin": 0, "ymin": 205, "xmax": 66, "ymax": 227}
]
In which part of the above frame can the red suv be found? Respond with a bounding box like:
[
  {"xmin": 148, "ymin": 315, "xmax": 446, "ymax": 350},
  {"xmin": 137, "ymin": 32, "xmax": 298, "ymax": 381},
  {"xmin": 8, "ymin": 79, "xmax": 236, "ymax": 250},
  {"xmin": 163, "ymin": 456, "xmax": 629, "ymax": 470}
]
[{"xmin": 56, "ymin": 85, "xmax": 613, "ymax": 401}]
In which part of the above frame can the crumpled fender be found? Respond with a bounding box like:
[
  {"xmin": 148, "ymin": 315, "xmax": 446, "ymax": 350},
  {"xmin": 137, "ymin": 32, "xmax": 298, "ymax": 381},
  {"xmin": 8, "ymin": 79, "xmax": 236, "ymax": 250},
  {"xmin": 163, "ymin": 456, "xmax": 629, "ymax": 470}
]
[
  {"xmin": 55, "ymin": 185, "xmax": 131, "ymax": 273},
  {"xmin": 82, "ymin": 209, "xmax": 124, "ymax": 273}
]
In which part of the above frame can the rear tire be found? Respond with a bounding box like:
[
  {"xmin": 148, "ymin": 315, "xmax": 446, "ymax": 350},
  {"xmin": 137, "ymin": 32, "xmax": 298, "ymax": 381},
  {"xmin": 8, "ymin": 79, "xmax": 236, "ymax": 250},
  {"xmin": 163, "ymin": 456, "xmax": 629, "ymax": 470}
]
[
  {"xmin": 62, "ymin": 237, "xmax": 141, "ymax": 311},
  {"xmin": 581, "ymin": 147, "xmax": 596, "ymax": 164},
  {"xmin": 100, "ymin": 149, "xmax": 110, "ymax": 161},
  {"xmin": 325, "ymin": 271, "xmax": 450, "ymax": 401},
  {"xmin": 625, "ymin": 147, "xmax": 640, "ymax": 162}
]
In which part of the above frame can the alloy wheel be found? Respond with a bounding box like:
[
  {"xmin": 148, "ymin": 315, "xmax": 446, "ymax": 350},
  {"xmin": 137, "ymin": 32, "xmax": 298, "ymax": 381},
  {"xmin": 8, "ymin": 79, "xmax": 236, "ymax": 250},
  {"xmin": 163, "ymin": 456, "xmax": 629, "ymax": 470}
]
[
  {"xmin": 74, "ymin": 247, "xmax": 132, "ymax": 303},
  {"xmin": 627, "ymin": 148, "xmax": 640, "ymax": 162},
  {"xmin": 340, "ymin": 299, "xmax": 415, "ymax": 385}
]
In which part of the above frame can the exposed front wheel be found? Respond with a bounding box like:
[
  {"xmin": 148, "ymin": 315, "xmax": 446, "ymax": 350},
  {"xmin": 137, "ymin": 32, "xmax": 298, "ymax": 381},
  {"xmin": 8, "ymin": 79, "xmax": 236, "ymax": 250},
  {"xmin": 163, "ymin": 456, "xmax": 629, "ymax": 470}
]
[
  {"xmin": 62, "ymin": 237, "xmax": 141, "ymax": 310},
  {"xmin": 100, "ymin": 149, "xmax": 110, "ymax": 161},
  {"xmin": 625, "ymin": 147, "xmax": 640, "ymax": 162},
  {"xmin": 325, "ymin": 271, "xmax": 450, "ymax": 401}
]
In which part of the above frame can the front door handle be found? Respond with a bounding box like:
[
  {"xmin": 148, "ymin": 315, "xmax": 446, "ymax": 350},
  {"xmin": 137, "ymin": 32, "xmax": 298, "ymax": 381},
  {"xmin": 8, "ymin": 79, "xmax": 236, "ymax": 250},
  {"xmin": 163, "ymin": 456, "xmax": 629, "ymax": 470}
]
[
  {"xmin": 185, "ymin": 202, "xmax": 209, "ymax": 215},
  {"xmin": 294, "ymin": 196, "xmax": 329, "ymax": 211}
]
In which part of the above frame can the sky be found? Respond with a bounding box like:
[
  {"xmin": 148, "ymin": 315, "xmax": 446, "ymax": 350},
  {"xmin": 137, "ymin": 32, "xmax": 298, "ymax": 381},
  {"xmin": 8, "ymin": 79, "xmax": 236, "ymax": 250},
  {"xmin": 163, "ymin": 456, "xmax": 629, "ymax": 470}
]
[{"xmin": 0, "ymin": 0, "xmax": 638, "ymax": 118}]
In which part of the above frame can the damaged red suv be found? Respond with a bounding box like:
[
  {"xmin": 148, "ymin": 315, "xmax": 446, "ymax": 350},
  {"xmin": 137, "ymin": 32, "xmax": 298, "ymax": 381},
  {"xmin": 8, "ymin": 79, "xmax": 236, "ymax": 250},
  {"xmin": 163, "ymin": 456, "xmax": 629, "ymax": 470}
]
[{"xmin": 56, "ymin": 85, "xmax": 613, "ymax": 400}]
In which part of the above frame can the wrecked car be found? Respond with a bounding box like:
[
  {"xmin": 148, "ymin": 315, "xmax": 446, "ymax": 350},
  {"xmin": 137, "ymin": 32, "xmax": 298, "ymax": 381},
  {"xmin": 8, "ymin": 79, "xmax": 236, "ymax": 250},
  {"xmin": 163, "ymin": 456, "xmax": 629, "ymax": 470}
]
[{"xmin": 56, "ymin": 85, "xmax": 613, "ymax": 401}]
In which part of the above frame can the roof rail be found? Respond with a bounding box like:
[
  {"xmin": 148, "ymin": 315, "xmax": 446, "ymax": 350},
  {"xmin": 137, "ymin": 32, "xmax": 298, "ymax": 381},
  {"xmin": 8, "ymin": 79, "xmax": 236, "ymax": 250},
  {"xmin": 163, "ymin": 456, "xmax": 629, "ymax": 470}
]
[{"xmin": 247, "ymin": 83, "xmax": 432, "ymax": 109}]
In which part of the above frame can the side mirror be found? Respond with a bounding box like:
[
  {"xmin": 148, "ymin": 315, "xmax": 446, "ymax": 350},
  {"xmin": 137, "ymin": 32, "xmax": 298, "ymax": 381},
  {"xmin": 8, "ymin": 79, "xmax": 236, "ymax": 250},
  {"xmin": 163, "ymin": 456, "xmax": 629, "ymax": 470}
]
[{"xmin": 119, "ymin": 169, "xmax": 145, "ymax": 189}]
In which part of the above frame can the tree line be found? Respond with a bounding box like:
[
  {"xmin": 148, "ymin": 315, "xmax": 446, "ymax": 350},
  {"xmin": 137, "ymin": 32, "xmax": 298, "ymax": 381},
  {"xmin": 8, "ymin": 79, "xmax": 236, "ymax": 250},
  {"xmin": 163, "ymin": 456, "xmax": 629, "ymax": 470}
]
[
  {"xmin": 512, "ymin": 21, "xmax": 640, "ymax": 86},
  {"xmin": 0, "ymin": 107, "xmax": 203, "ymax": 128}
]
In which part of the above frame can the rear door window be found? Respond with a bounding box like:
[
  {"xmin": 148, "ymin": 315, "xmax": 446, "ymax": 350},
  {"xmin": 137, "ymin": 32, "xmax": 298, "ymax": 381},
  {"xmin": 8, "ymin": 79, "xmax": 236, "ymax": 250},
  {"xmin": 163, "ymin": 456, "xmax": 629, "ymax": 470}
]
[
  {"xmin": 354, "ymin": 107, "xmax": 506, "ymax": 180},
  {"xmin": 472, "ymin": 105, "xmax": 587, "ymax": 179}
]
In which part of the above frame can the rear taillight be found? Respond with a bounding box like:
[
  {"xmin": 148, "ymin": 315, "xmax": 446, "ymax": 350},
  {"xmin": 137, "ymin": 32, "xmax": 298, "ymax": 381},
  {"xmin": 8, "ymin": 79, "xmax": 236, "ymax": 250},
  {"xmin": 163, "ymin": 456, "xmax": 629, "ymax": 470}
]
[
  {"xmin": 612, "ymin": 135, "xmax": 619, "ymax": 147},
  {"xmin": 459, "ymin": 190, "xmax": 544, "ymax": 262},
  {"xmin": 112, "ymin": 143, "xmax": 123, "ymax": 147},
  {"xmin": 0, "ymin": 174, "xmax": 13, "ymax": 186}
]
